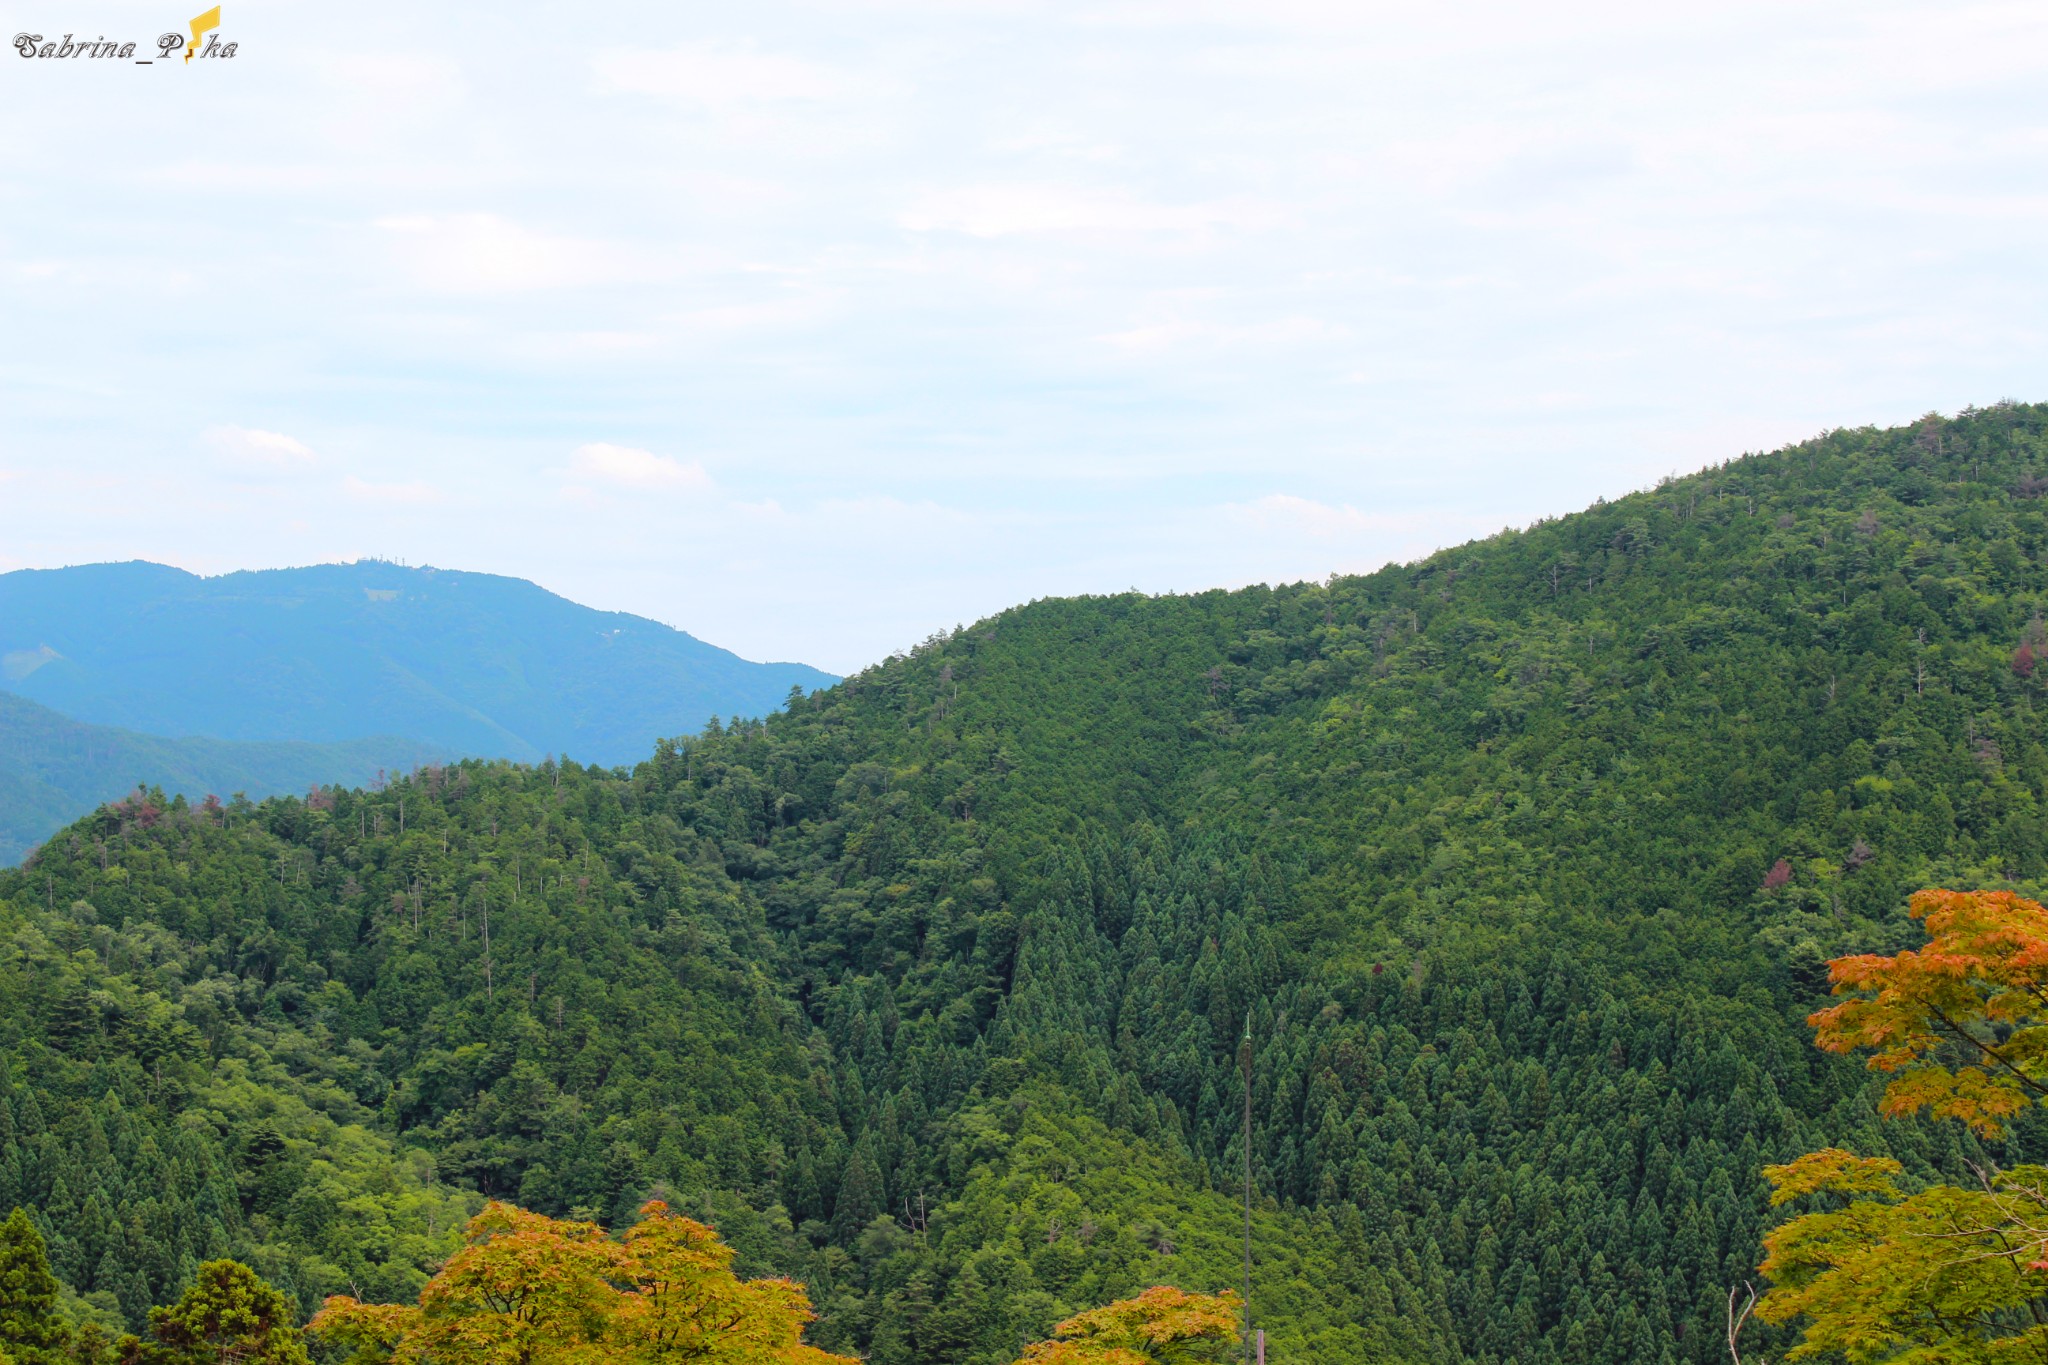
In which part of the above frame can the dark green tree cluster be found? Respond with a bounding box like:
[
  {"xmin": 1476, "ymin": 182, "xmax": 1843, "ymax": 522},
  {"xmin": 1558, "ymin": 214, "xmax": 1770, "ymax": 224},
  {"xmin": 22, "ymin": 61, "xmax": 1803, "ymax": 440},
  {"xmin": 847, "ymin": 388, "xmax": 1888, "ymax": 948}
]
[
  {"xmin": 4, "ymin": 403, "xmax": 2048, "ymax": 1360},
  {"xmin": 0, "ymin": 1205, "xmax": 71, "ymax": 1363},
  {"xmin": 0, "ymin": 1203, "xmax": 302, "ymax": 1365}
]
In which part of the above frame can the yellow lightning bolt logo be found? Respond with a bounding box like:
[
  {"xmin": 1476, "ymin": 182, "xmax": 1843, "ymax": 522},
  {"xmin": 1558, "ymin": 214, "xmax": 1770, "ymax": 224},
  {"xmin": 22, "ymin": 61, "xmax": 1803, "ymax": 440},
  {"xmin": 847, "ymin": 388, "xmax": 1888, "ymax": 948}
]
[{"xmin": 184, "ymin": 5, "xmax": 218, "ymax": 62}]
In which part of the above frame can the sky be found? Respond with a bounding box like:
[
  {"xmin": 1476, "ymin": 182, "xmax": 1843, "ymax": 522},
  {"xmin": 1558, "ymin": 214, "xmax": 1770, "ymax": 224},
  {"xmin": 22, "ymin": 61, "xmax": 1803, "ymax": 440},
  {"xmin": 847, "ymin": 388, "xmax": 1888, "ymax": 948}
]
[{"xmin": 3, "ymin": 0, "xmax": 2045, "ymax": 674}]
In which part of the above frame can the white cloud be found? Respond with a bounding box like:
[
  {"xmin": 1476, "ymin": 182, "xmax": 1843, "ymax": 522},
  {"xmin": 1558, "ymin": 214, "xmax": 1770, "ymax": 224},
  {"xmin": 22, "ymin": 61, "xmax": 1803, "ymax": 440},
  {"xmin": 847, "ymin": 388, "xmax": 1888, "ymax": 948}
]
[
  {"xmin": 1101, "ymin": 316, "xmax": 1350, "ymax": 352},
  {"xmin": 343, "ymin": 476, "xmax": 442, "ymax": 505},
  {"xmin": 206, "ymin": 426, "xmax": 319, "ymax": 475},
  {"xmin": 324, "ymin": 53, "xmax": 468, "ymax": 106},
  {"xmin": 372, "ymin": 215, "xmax": 654, "ymax": 294},
  {"xmin": 592, "ymin": 44, "xmax": 852, "ymax": 107},
  {"xmin": 566, "ymin": 443, "xmax": 715, "ymax": 492},
  {"xmin": 899, "ymin": 184, "xmax": 1278, "ymax": 238},
  {"xmin": 667, "ymin": 297, "xmax": 837, "ymax": 334},
  {"xmin": 1236, "ymin": 494, "xmax": 1409, "ymax": 539}
]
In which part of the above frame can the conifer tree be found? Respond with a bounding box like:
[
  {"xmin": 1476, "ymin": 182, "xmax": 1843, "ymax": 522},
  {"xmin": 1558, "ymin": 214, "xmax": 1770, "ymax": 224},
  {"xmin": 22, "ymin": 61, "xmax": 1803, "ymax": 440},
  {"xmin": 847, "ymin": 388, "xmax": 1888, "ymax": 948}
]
[
  {"xmin": 148, "ymin": 1262, "xmax": 308, "ymax": 1365},
  {"xmin": 0, "ymin": 1209, "xmax": 67, "ymax": 1364},
  {"xmin": 829, "ymin": 1147, "xmax": 882, "ymax": 1245}
]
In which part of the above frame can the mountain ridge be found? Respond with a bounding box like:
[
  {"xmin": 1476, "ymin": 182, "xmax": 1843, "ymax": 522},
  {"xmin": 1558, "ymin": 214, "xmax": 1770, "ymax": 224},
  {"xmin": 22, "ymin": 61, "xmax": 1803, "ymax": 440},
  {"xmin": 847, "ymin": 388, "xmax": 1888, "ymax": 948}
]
[
  {"xmin": 0, "ymin": 689, "xmax": 452, "ymax": 865},
  {"xmin": 0, "ymin": 559, "xmax": 836, "ymax": 766}
]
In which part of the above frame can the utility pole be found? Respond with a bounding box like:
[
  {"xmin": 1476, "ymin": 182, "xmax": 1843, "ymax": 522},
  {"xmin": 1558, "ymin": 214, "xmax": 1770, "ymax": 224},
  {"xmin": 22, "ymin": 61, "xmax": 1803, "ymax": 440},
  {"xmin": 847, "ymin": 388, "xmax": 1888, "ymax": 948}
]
[{"xmin": 1241, "ymin": 1010, "xmax": 1253, "ymax": 1365}]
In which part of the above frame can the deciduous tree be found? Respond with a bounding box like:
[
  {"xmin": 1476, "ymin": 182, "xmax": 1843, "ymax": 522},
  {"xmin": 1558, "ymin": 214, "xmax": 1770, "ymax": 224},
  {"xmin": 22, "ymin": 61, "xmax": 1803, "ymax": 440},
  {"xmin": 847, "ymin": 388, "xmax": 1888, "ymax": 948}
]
[
  {"xmin": 1013, "ymin": 1287, "xmax": 1240, "ymax": 1365},
  {"xmin": 614, "ymin": 1201, "xmax": 851, "ymax": 1365},
  {"xmin": 1762, "ymin": 889, "xmax": 2048, "ymax": 1356},
  {"xmin": 1810, "ymin": 888, "xmax": 2048, "ymax": 1136},
  {"xmin": 315, "ymin": 1204, "xmax": 618, "ymax": 1365},
  {"xmin": 1758, "ymin": 1149, "xmax": 2048, "ymax": 1360},
  {"xmin": 313, "ymin": 1201, "xmax": 855, "ymax": 1365}
]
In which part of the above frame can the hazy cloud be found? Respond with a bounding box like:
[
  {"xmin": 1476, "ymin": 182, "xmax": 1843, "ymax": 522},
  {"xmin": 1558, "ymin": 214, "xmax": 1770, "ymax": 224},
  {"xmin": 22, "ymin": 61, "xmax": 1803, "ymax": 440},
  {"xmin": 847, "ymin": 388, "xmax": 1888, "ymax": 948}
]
[
  {"xmin": 1237, "ymin": 494, "xmax": 1401, "ymax": 539},
  {"xmin": 899, "ymin": 184, "xmax": 1277, "ymax": 238},
  {"xmin": 1101, "ymin": 316, "xmax": 1351, "ymax": 353},
  {"xmin": 566, "ymin": 444, "xmax": 715, "ymax": 492},
  {"xmin": 592, "ymin": 43, "xmax": 855, "ymax": 106},
  {"xmin": 342, "ymin": 476, "xmax": 443, "ymax": 505},
  {"xmin": 2, "ymin": 0, "xmax": 2045, "ymax": 672},
  {"xmin": 206, "ymin": 426, "xmax": 319, "ymax": 476},
  {"xmin": 372, "ymin": 215, "xmax": 656, "ymax": 294}
]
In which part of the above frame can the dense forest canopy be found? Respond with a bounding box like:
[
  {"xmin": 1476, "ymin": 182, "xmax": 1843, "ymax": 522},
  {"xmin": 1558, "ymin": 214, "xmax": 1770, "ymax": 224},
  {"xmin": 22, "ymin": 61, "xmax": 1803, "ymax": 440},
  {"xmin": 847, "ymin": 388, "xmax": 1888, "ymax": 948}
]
[{"xmin": 6, "ymin": 404, "xmax": 2048, "ymax": 1363}]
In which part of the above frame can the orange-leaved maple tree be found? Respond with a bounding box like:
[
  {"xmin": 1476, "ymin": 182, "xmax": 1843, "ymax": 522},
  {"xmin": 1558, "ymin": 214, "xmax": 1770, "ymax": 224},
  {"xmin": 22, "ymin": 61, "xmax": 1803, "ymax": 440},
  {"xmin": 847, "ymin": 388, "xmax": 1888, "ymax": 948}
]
[
  {"xmin": 1809, "ymin": 887, "xmax": 2048, "ymax": 1136},
  {"xmin": 1755, "ymin": 888, "xmax": 2048, "ymax": 1359},
  {"xmin": 1013, "ymin": 1286, "xmax": 1241, "ymax": 1365},
  {"xmin": 311, "ymin": 1200, "xmax": 856, "ymax": 1365},
  {"xmin": 613, "ymin": 1201, "xmax": 847, "ymax": 1365}
]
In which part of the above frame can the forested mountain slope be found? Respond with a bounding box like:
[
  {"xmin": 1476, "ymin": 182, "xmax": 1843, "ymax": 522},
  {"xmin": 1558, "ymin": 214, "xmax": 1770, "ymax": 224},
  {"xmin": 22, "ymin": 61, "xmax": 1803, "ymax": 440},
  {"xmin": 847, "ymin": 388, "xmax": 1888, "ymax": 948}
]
[
  {"xmin": 6, "ymin": 404, "xmax": 2048, "ymax": 1364},
  {"xmin": 0, "ymin": 691, "xmax": 448, "ymax": 866},
  {"xmin": 0, "ymin": 560, "xmax": 834, "ymax": 765}
]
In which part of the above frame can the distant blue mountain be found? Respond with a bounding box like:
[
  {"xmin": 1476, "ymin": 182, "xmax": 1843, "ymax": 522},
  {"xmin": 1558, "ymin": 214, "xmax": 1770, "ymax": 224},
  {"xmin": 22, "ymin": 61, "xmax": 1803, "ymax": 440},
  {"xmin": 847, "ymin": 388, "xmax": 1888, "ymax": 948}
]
[{"xmin": 0, "ymin": 561, "xmax": 836, "ymax": 767}]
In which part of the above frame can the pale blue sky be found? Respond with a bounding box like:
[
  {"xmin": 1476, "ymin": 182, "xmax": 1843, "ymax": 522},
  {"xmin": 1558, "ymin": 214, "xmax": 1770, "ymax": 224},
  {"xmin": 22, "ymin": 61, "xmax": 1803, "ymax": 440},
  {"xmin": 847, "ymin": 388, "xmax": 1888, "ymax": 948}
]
[{"xmin": 4, "ymin": 0, "xmax": 2045, "ymax": 672}]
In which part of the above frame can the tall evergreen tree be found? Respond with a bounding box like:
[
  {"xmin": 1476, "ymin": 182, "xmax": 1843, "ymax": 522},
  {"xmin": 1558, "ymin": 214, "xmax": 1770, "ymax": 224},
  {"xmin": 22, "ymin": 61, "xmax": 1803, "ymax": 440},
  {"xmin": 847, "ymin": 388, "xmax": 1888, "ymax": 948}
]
[
  {"xmin": 148, "ymin": 1262, "xmax": 308, "ymax": 1365},
  {"xmin": 0, "ymin": 1208, "xmax": 67, "ymax": 1363}
]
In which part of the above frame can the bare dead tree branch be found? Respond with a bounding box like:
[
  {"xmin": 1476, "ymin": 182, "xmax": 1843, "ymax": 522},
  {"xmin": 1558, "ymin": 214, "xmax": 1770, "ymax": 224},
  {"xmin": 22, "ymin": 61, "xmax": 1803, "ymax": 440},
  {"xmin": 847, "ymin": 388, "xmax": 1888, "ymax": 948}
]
[{"xmin": 1728, "ymin": 1281, "xmax": 1765, "ymax": 1365}]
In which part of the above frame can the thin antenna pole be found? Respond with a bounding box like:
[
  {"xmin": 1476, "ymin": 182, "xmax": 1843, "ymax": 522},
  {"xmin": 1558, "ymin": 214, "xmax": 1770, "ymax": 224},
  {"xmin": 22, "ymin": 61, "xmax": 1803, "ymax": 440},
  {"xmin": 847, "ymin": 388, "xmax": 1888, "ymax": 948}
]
[{"xmin": 1242, "ymin": 1010, "xmax": 1253, "ymax": 1365}]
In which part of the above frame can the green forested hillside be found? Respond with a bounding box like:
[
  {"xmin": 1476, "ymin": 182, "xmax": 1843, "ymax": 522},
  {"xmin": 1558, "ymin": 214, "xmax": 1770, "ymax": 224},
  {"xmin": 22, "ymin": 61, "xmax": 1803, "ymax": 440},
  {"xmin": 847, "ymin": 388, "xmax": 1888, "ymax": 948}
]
[{"xmin": 6, "ymin": 404, "xmax": 2048, "ymax": 1363}]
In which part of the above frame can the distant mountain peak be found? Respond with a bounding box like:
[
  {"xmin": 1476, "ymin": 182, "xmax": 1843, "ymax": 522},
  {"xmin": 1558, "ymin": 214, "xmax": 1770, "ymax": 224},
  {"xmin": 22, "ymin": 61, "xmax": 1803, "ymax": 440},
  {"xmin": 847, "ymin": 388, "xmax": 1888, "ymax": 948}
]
[{"xmin": 0, "ymin": 559, "xmax": 836, "ymax": 765}]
